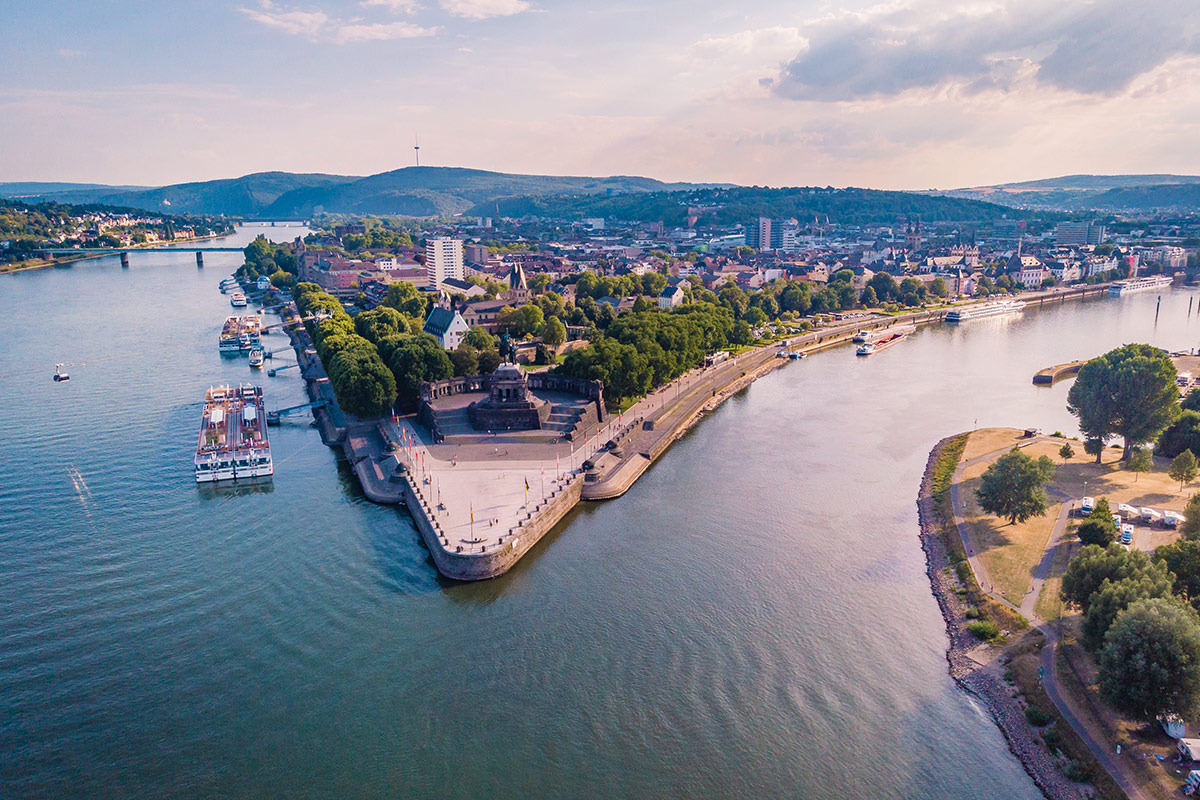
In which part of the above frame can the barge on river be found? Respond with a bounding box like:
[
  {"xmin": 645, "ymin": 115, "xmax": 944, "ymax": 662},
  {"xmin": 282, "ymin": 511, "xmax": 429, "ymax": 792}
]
[
  {"xmin": 195, "ymin": 384, "xmax": 273, "ymax": 482},
  {"xmin": 853, "ymin": 323, "xmax": 915, "ymax": 343},
  {"xmin": 856, "ymin": 332, "xmax": 908, "ymax": 355}
]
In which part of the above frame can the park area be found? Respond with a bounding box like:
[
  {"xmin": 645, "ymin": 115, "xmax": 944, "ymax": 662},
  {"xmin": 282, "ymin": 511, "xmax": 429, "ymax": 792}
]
[{"xmin": 958, "ymin": 428, "xmax": 1192, "ymax": 614}]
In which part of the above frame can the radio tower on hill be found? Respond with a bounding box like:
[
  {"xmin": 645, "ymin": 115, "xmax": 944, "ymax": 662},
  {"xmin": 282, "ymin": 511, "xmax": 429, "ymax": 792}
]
[{"xmin": 414, "ymin": 135, "xmax": 420, "ymax": 167}]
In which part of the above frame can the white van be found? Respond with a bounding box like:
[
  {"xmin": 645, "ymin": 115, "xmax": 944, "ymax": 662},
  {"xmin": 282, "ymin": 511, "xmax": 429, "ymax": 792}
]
[{"xmin": 1080, "ymin": 496, "xmax": 1096, "ymax": 515}]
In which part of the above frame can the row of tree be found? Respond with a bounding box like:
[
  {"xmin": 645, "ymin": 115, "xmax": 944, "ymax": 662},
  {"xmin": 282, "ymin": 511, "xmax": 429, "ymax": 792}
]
[{"xmin": 555, "ymin": 305, "xmax": 738, "ymax": 404}]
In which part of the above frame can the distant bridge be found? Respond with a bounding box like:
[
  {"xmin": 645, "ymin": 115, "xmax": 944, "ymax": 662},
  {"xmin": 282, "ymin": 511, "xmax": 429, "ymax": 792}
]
[{"xmin": 39, "ymin": 246, "xmax": 246, "ymax": 254}]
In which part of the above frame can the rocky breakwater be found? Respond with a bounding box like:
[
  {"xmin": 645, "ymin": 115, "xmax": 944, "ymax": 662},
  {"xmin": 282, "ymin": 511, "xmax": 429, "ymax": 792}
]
[{"xmin": 917, "ymin": 437, "xmax": 1087, "ymax": 800}]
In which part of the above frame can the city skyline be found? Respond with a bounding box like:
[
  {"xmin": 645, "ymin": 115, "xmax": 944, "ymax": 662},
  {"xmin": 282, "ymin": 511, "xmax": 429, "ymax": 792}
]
[{"xmin": 3, "ymin": 0, "xmax": 1200, "ymax": 189}]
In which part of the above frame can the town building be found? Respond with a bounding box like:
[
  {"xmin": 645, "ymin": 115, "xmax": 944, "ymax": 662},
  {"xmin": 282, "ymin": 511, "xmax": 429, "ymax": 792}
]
[
  {"xmin": 658, "ymin": 284, "xmax": 685, "ymax": 308},
  {"xmin": 426, "ymin": 237, "xmax": 464, "ymax": 289},
  {"xmin": 423, "ymin": 307, "xmax": 469, "ymax": 350}
]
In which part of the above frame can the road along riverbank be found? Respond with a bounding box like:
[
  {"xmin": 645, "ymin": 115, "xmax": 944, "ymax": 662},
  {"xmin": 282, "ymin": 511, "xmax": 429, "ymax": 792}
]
[{"xmin": 289, "ymin": 281, "xmax": 1116, "ymax": 582}]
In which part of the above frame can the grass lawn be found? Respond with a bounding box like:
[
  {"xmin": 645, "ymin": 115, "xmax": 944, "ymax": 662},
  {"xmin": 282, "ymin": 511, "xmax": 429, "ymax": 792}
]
[{"xmin": 958, "ymin": 429, "xmax": 1194, "ymax": 608}]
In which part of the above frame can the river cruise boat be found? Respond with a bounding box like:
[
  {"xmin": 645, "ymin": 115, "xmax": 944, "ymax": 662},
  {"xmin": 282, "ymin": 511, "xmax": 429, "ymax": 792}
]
[
  {"xmin": 856, "ymin": 331, "xmax": 908, "ymax": 355},
  {"xmin": 1108, "ymin": 275, "xmax": 1173, "ymax": 297},
  {"xmin": 248, "ymin": 347, "xmax": 265, "ymax": 368},
  {"xmin": 853, "ymin": 323, "xmax": 915, "ymax": 343},
  {"xmin": 945, "ymin": 299, "xmax": 1027, "ymax": 322},
  {"xmin": 194, "ymin": 384, "xmax": 273, "ymax": 482},
  {"xmin": 230, "ymin": 291, "xmax": 248, "ymax": 307},
  {"xmin": 218, "ymin": 315, "xmax": 263, "ymax": 354}
]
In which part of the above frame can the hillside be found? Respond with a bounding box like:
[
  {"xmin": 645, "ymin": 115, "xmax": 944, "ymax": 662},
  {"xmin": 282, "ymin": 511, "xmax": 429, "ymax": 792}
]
[
  {"xmin": 0, "ymin": 167, "xmax": 727, "ymax": 219},
  {"xmin": 472, "ymin": 186, "xmax": 1032, "ymax": 225},
  {"xmin": 936, "ymin": 174, "xmax": 1200, "ymax": 211}
]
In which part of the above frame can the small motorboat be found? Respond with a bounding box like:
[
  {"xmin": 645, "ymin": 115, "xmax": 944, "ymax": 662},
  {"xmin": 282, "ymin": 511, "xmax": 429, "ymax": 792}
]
[
  {"xmin": 53, "ymin": 363, "xmax": 70, "ymax": 382},
  {"xmin": 249, "ymin": 347, "xmax": 265, "ymax": 369}
]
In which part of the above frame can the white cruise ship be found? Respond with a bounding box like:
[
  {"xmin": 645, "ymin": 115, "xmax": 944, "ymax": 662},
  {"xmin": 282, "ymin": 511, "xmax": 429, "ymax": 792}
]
[
  {"xmin": 1108, "ymin": 275, "xmax": 1173, "ymax": 297},
  {"xmin": 945, "ymin": 299, "xmax": 1027, "ymax": 322},
  {"xmin": 195, "ymin": 385, "xmax": 273, "ymax": 482}
]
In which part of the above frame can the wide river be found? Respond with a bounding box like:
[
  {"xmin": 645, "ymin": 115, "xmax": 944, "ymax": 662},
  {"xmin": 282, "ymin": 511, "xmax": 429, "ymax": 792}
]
[{"xmin": 4, "ymin": 229, "xmax": 1199, "ymax": 798}]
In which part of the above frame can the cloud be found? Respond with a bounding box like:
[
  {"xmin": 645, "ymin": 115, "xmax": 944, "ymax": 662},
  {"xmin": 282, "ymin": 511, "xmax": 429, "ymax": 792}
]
[
  {"xmin": 360, "ymin": 0, "xmax": 421, "ymax": 13},
  {"xmin": 56, "ymin": 48, "xmax": 86, "ymax": 58},
  {"xmin": 336, "ymin": 20, "xmax": 439, "ymax": 41},
  {"xmin": 694, "ymin": 27, "xmax": 807, "ymax": 60},
  {"xmin": 439, "ymin": 0, "xmax": 531, "ymax": 20},
  {"xmin": 239, "ymin": 0, "xmax": 328, "ymax": 38},
  {"xmin": 772, "ymin": 0, "xmax": 1200, "ymax": 102}
]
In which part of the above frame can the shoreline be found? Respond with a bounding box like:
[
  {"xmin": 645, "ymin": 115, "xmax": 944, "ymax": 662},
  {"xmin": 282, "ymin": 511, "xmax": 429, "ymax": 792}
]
[
  {"xmin": 917, "ymin": 437, "xmax": 1090, "ymax": 800},
  {"xmin": 294, "ymin": 281, "xmax": 1115, "ymax": 581}
]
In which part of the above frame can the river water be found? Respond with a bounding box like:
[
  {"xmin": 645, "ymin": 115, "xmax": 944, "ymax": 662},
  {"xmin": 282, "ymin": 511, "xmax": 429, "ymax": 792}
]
[{"xmin": 4, "ymin": 235, "xmax": 1199, "ymax": 799}]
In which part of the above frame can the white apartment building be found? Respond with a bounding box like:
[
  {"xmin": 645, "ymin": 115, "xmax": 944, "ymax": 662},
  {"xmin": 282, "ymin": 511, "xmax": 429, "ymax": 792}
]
[{"xmin": 425, "ymin": 237, "xmax": 464, "ymax": 289}]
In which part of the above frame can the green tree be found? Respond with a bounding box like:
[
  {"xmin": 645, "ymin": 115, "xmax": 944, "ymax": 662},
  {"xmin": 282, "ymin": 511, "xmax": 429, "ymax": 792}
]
[
  {"xmin": 1059, "ymin": 442, "xmax": 1075, "ymax": 460},
  {"xmin": 383, "ymin": 281, "xmax": 428, "ymax": 318},
  {"xmin": 387, "ymin": 335, "xmax": 454, "ymax": 409},
  {"xmin": 859, "ymin": 286, "xmax": 878, "ymax": 307},
  {"xmin": 1159, "ymin": 412, "xmax": 1200, "ymax": 459},
  {"xmin": 975, "ymin": 448, "xmax": 1057, "ymax": 524},
  {"xmin": 930, "ymin": 276, "xmax": 948, "ymax": 298},
  {"xmin": 1128, "ymin": 447, "xmax": 1153, "ymax": 482},
  {"xmin": 1084, "ymin": 437, "xmax": 1105, "ymax": 464},
  {"xmin": 477, "ymin": 348, "xmax": 502, "ymax": 374},
  {"xmin": 1182, "ymin": 494, "xmax": 1200, "ymax": 540},
  {"xmin": 730, "ymin": 319, "xmax": 753, "ymax": 345},
  {"xmin": 448, "ymin": 345, "xmax": 478, "ymax": 377},
  {"xmin": 269, "ymin": 269, "xmax": 295, "ymax": 288},
  {"xmin": 1183, "ymin": 389, "xmax": 1200, "ymax": 413},
  {"xmin": 743, "ymin": 307, "xmax": 768, "ymax": 326},
  {"xmin": 463, "ymin": 327, "xmax": 496, "ymax": 351},
  {"xmin": 1067, "ymin": 344, "xmax": 1180, "ymax": 460},
  {"xmin": 540, "ymin": 315, "xmax": 566, "ymax": 348},
  {"xmin": 1098, "ymin": 598, "xmax": 1200, "ymax": 721},
  {"xmin": 1083, "ymin": 572, "xmax": 1175, "ymax": 649},
  {"xmin": 1171, "ymin": 450, "xmax": 1200, "ymax": 491},
  {"xmin": 1156, "ymin": 539, "xmax": 1200, "ymax": 602},
  {"xmin": 1062, "ymin": 543, "xmax": 1165, "ymax": 612}
]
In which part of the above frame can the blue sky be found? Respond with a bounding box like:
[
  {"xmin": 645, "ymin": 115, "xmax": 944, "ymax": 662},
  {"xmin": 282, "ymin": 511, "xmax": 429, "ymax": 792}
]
[{"xmin": 2, "ymin": 0, "xmax": 1199, "ymax": 188}]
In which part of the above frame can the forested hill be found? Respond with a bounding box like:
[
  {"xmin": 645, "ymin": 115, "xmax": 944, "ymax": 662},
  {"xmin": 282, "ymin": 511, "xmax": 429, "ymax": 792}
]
[
  {"xmin": 0, "ymin": 167, "xmax": 726, "ymax": 219},
  {"xmin": 471, "ymin": 186, "xmax": 1035, "ymax": 225}
]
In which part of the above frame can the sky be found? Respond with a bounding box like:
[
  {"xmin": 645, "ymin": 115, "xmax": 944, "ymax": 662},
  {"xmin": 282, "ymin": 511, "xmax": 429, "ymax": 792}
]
[{"xmin": 2, "ymin": 0, "xmax": 1199, "ymax": 189}]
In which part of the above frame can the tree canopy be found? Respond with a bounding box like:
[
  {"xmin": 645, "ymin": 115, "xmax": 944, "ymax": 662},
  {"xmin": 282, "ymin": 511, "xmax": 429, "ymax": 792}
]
[
  {"xmin": 1171, "ymin": 450, "xmax": 1200, "ymax": 492},
  {"xmin": 1099, "ymin": 598, "xmax": 1200, "ymax": 721},
  {"xmin": 1067, "ymin": 344, "xmax": 1179, "ymax": 459},
  {"xmin": 1062, "ymin": 543, "xmax": 1170, "ymax": 613},
  {"xmin": 975, "ymin": 448, "xmax": 1057, "ymax": 524}
]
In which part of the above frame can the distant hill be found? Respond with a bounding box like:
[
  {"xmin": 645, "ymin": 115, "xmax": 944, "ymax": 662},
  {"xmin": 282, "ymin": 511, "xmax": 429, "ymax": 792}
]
[
  {"xmin": 935, "ymin": 174, "xmax": 1200, "ymax": 211},
  {"xmin": 474, "ymin": 185, "xmax": 1031, "ymax": 225},
  {"xmin": 0, "ymin": 167, "xmax": 728, "ymax": 219}
]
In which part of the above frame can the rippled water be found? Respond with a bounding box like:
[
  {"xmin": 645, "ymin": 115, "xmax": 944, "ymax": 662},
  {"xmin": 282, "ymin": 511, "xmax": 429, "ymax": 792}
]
[{"xmin": 5, "ymin": 240, "xmax": 1200, "ymax": 798}]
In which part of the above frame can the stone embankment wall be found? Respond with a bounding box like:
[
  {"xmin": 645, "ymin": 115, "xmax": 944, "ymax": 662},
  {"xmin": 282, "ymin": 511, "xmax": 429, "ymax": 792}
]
[{"xmin": 403, "ymin": 471, "xmax": 584, "ymax": 581}]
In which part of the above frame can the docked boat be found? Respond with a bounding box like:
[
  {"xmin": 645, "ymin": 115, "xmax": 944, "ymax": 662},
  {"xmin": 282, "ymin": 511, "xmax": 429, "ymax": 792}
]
[
  {"xmin": 945, "ymin": 299, "xmax": 1027, "ymax": 322},
  {"xmin": 52, "ymin": 363, "xmax": 69, "ymax": 382},
  {"xmin": 230, "ymin": 291, "xmax": 248, "ymax": 307},
  {"xmin": 856, "ymin": 332, "xmax": 907, "ymax": 355},
  {"xmin": 248, "ymin": 347, "xmax": 265, "ymax": 368},
  {"xmin": 854, "ymin": 323, "xmax": 915, "ymax": 343},
  {"xmin": 788, "ymin": 351, "xmax": 807, "ymax": 360},
  {"xmin": 219, "ymin": 315, "xmax": 263, "ymax": 354},
  {"xmin": 195, "ymin": 384, "xmax": 273, "ymax": 482},
  {"xmin": 1108, "ymin": 275, "xmax": 1173, "ymax": 297}
]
